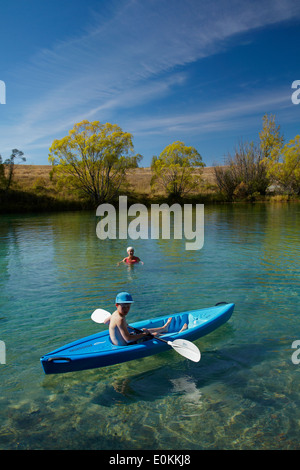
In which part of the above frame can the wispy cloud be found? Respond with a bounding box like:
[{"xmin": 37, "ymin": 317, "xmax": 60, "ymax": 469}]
[
  {"xmin": 3, "ymin": 0, "xmax": 300, "ymax": 162},
  {"xmin": 126, "ymin": 86, "xmax": 293, "ymax": 138}
]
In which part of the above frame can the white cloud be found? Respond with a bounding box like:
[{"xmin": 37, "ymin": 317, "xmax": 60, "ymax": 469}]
[
  {"xmin": 2, "ymin": 0, "xmax": 300, "ymax": 161},
  {"xmin": 125, "ymin": 86, "xmax": 292, "ymax": 139}
]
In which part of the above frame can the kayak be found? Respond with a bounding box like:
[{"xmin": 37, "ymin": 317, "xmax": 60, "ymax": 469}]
[{"xmin": 40, "ymin": 302, "xmax": 234, "ymax": 374}]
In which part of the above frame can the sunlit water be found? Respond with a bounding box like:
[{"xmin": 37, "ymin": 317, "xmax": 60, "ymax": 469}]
[{"xmin": 0, "ymin": 203, "xmax": 299, "ymax": 450}]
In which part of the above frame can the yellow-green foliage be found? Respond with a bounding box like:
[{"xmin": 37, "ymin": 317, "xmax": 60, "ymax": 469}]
[
  {"xmin": 259, "ymin": 113, "xmax": 284, "ymax": 160},
  {"xmin": 265, "ymin": 135, "xmax": 300, "ymax": 195},
  {"xmin": 151, "ymin": 141, "xmax": 205, "ymax": 199},
  {"xmin": 259, "ymin": 114, "xmax": 300, "ymax": 194},
  {"xmin": 49, "ymin": 120, "xmax": 142, "ymax": 204}
]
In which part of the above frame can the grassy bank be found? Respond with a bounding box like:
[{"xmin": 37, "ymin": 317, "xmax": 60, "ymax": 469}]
[
  {"xmin": 0, "ymin": 165, "xmax": 220, "ymax": 212},
  {"xmin": 0, "ymin": 165, "xmax": 298, "ymax": 213}
]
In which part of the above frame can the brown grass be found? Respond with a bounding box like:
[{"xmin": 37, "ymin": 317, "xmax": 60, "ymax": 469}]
[
  {"xmin": 13, "ymin": 165, "xmax": 218, "ymax": 196},
  {"xmin": 4, "ymin": 165, "xmax": 298, "ymax": 213},
  {"xmin": 13, "ymin": 165, "xmax": 54, "ymax": 191}
]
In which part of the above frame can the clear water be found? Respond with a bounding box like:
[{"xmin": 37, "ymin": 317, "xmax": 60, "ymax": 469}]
[{"xmin": 0, "ymin": 203, "xmax": 299, "ymax": 450}]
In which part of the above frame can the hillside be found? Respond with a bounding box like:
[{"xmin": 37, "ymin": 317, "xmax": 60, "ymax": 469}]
[
  {"xmin": 0, "ymin": 164, "xmax": 222, "ymax": 213},
  {"xmin": 13, "ymin": 165, "xmax": 217, "ymax": 195}
]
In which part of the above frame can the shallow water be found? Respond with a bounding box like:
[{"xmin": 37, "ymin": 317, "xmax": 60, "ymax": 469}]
[{"xmin": 0, "ymin": 203, "xmax": 299, "ymax": 450}]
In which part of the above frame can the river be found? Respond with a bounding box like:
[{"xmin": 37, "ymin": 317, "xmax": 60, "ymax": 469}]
[{"xmin": 0, "ymin": 202, "xmax": 299, "ymax": 449}]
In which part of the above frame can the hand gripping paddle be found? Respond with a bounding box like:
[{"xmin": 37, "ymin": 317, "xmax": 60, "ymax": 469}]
[{"xmin": 91, "ymin": 308, "xmax": 201, "ymax": 363}]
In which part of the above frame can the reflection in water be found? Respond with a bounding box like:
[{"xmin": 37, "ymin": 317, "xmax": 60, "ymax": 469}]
[
  {"xmin": 170, "ymin": 376, "xmax": 202, "ymax": 407},
  {"xmin": 0, "ymin": 203, "xmax": 299, "ymax": 450}
]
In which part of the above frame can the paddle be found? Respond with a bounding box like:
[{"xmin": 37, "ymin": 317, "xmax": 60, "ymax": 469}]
[{"xmin": 91, "ymin": 308, "xmax": 201, "ymax": 363}]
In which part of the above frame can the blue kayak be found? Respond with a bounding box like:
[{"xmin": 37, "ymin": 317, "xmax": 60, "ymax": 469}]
[{"xmin": 40, "ymin": 302, "xmax": 234, "ymax": 374}]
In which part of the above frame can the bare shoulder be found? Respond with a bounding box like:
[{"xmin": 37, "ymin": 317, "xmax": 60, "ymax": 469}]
[
  {"xmin": 110, "ymin": 311, "xmax": 123, "ymax": 326},
  {"xmin": 109, "ymin": 311, "xmax": 118, "ymax": 325}
]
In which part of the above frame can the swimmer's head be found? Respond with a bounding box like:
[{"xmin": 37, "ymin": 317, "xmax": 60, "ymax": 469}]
[{"xmin": 127, "ymin": 246, "xmax": 134, "ymax": 253}]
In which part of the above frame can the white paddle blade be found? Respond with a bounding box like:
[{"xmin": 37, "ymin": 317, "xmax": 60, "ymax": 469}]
[
  {"xmin": 91, "ymin": 309, "xmax": 111, "ymax": 324},
  {"xmin": 169, "ymin": 339, "xmax": 201, "ymax": 362}
]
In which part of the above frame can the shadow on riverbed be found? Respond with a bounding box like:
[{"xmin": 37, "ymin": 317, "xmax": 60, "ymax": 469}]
[
  {"xmin": 1, "ymin": 339, "xmax": 283, "ymax": 450},
  {"xmin": 90, "ymin": 340, "xmax": 275, "ymax": 407}
]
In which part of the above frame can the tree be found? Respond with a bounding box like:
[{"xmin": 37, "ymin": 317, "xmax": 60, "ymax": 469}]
[
  {"xmin": 49, "ymin": 120, "xmax": 142, "ymax": 204},
  {"xmin": 214, "ymin": 141, "xmax": 269, "ymax": 200},
  {"xmin": 214, "ymin": 165, "xmax": 237, "ymax": 201},
  {"xmin": 259, "ymin": 113, "xmax": 284, "ymax": 161},
  {"xmin": 259, "ymin": 114, "xmax": 300, "ymax": 194},
  {"xmin": 0, "ymin": 149, "xmax": 26, "ymax": 192},
  {"xmin": 266, "ymin": 135, "xmax": 300, "ymax": 195},
  {"xmin": 150, "ymin": 141, "xmax": 205, "ymax": 199},
  {"xmin": 0, "ymin": 156, "xmax": 5, "ymax": 189}
]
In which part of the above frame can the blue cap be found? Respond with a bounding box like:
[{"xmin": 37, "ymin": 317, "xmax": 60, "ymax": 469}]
[{"xmin": 115, "ymin": 292, "xmax": 134, "ymax": 304}]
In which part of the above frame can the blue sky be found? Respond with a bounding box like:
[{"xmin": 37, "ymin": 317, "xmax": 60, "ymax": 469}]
[{"xmin": 1, "ymin": 0, "xmax": 300, "ymax": 167}]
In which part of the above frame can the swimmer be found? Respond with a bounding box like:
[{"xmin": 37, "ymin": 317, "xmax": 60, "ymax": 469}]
[{"xmin": 117, "ymin": 247, "xmax": 144, "ymax": 266}]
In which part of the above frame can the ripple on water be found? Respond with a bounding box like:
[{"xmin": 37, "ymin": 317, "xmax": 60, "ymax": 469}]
[{"xmin": 0, "ymin": 205, "xmax": 299, "ymax": 449}]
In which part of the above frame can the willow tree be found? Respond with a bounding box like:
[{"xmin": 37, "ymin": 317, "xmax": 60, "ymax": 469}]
[
  {"xmin": 49, "ymin": 120, "xmax": 142, "ymax": 204},
  {"xmin": 151, "ymin": 141, "xmax": 205, "ymax": 199},
  {"xmin": 266, "ymin": 135, "xmax": 300, "ymax": 195},
  {"xmin": 259, "ymin": 113, "xmax": 284, "ymax": 161},
  {"xmin": 259, "ymin": 114, "xmax": 300, "ymax": 194}
]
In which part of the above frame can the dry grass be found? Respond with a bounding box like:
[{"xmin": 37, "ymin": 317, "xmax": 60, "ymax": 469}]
[
  {"xmin": 13, "ymin": 165, "xmax": 218, "ymax": 196},
  {"xmin": 13, "ymin": 165, "xmax": 54, "ymax": 191},
  {"xmin": 4, "ymin": 165, "xmax": 298, "ymax": 213}
]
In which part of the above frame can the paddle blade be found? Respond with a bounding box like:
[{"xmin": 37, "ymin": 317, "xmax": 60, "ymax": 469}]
[
  {"xmin": 91, "ymin": 309, "xmax": 111, "ymax": 324},
  {"xmin": 169, "ymin": 339, "xmax": 201, "ymax": 362}
]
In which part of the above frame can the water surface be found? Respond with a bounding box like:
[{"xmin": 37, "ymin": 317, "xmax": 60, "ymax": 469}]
[{"xmin": 0, "ymin": 203, "xmax": 299, "ymax": 449}]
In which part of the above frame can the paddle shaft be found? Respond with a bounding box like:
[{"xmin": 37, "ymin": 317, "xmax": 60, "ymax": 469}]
[
  {"xmin": 130, "ymin": 326, "xmax": 200, "ymax": 362},
  {"xmin": 91, "ymin": 308, "xmax": 201, "ymax": 361},
  {"xmin": 130, "ymin": 326, "xmax": 171, "ymax": 345},
  {"xmin": 93, "ymin": 310, "xmax": 186, "ymax": 345}
]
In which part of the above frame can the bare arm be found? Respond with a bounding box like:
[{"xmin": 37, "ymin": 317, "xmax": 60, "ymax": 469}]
[
  {"xmin": 119, "ymin": 318, "xmax": 148, "ymax": 343},
  {"xmin": 117, "ymin": 258, "xmax": 126, "ymax": 266}
]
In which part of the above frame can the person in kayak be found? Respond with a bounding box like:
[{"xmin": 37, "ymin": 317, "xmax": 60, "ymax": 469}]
[
  {"xmin": 117, "ymin": 247, "xmax": 144, "ymax": 266},
  {"xmin": 109, "ymin": 292, "xmax": 173, "ymax": 346}
]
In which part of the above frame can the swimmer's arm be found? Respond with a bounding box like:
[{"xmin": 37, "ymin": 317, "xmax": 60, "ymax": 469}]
[{"xmin": 117, "ymin": 258, "xmax": 127, "ymax": 266}]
